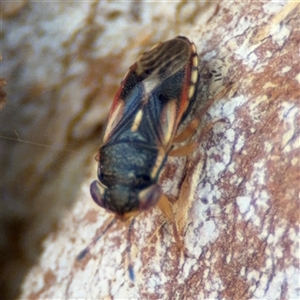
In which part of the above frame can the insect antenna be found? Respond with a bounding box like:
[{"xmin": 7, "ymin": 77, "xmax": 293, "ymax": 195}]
[
  {"xmin": 127, "ymin": 218, "xmax": 136, "ymax": 281},
  {"xmin": 1, "ymin": 131, "xmax": 80, "ymax": 154},
  {"xmin": 77, "ymin": 217, "xmax": 117, "ymax": 261}
]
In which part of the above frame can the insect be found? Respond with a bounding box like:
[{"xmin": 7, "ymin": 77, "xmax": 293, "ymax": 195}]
[{"xmin": 78, "ymin": 36, "xmax": 200, "ymax": 279}]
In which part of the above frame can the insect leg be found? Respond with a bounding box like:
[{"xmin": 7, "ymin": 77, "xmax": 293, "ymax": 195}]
[
  {"xmin": 173, "ymin": 117, "xmax": 202, "ymax": 144},
  {"xmin": 170, "ymin": 84, "xmax": 233, "ymax": 156},
  {"xmin": 169, "ymin": 119, "xmax": 226, "ymax": 157},
  {"xmin": 168, "ymin": 142, "xmax": 198, "ymax": 157},
  {"xmin": 174, "ymin": 84, "xmax": 232, "ymax": 144},
  {"xmin": 157, "ymin": 194, "xmax": 183, "ymax": 249}
]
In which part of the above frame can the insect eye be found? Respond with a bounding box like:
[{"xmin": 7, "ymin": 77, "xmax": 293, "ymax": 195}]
[
  {"xmin": 138, "ymin": 184, "xmax": 162, "ymax": 211},
  {"xmin": 90, "ymin": 180, "xmax": 107, "ymax": 208}
]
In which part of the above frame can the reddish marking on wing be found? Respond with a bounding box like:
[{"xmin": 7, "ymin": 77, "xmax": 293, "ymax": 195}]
[
  {"xmin": 108, "ymin": 63, "xmax": 137, "ymax": 119},
  {"xmin": 103, "ymin": 99, "xmax": 124, "ymax": 143}
]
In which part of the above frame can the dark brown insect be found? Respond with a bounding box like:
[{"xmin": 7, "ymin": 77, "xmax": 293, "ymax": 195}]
[{"xmin": 78, "ymin": 36, "xmax": 203, "ymax": 279}]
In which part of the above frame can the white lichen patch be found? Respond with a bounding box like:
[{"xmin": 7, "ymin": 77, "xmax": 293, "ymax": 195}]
[
  {"xmin": 205, "ymin": 276, "xmax": 225, "ymax": 298},
  {"xmin": 257, "ymin": 271, "xmax": 288, "ymax": 299},
  {"xmin": 235, "ymin": 134, "xmax": 245, "ymax": 152},
  {"xmin": 285, "ymin": 266, "xmax": 300, "ymax": 299},
  {"xmin": 228, "ymin": 163, "xmax": 236, "ymax": 175},
  {"xmin": 288, "ymin": 227, "xmax": 298, "ymax": 260},
  {"xmin": 262, "ymin": 2, "xmax": 284, "ymax": 15},
  {"xmin": 206, "ymin": 160, "xmax": 226, "ymax": 184},
  {"xmin": 271, "ymin": 22, "xmax": 291, "ymax": 47},
  {"xmin": 233, "ymin": 15, "xmax": 252, "ymax": 36},
  {"xmin": 234, "ymin": 35, "xmax": 260, "ymax": 69},
  {"xmin": 235, "ymin": 157, "xmax": 272, "ymax": 231},
  {"xmin": 224, "ymin": 128, "xmax": 235, "ymax": 143},
  {"xmin": 222, "ymin": 95, "xmax": 248, "ymax": 123},
  {"xmin": 264, "ymin": 141, "xmax": 273, "ymax": 153},
  {"xmin": 252, "ymin": 159, "xmax": 267, "ymax": 186},
  {"xmin": 185, "ymin": 187, "xmax": 219, "ymax": 258},
  {"xmin": 256, "ymin": 189, "xmax": 271, "ymax": 211},
  {"xmin": 236, "ymin": 196, "xmax": 251, "ymax": 214},
  {"xmin": 279, "ymin": 65, "xmax": 292, "ymax": 75},
  {"xmin": 181, "ymin": 257, "xmax": 197, "ymax": 278}
]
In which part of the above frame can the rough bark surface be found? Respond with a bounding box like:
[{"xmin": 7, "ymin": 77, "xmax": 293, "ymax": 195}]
[{"xmin": 1, "ymin": 1, "xmax": 299, "ymax": 299}]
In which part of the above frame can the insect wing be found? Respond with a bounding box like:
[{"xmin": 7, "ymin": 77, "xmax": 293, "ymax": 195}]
[
  {"xmin": 103, "ymin": 36, "xmax": 199, "ymax": 148},
  {"xmin": 103, "ymin": 64, "xmax": 143, "ymax": 143}
]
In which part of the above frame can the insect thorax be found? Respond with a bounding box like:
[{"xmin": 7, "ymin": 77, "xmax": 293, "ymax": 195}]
[
  {"xmin": 97, "ymin": 142, "xmax": 166, "ymax": 214},
  {"xmin": 100, "ymin": 142, "xmax": 161, "ymax": 184}
]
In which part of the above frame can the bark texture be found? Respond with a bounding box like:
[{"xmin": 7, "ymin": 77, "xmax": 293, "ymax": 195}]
[{"xmin": 1, "ymin": 1, "xmax": 299, "ymax": 299}]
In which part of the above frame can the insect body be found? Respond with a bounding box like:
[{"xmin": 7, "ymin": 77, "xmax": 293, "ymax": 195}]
[
  {"xmin": 91, "ymin": 36, "xmax": 199, "ymax": 221},
  {"xmin": 79, "ymin": 36, "xmax": 199, "ymax": 278}
]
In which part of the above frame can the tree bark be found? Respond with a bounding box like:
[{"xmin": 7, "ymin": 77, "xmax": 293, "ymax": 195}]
[{"xmin": 1, "ymin": 1, "xmax": 299, "ymax": 299}]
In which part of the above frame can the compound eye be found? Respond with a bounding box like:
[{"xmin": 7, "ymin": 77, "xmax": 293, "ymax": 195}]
[
  {"xmin": 90, "ymin": 180, "xmax": 107, "ymax": 208},
  {"xmin": 138, "ymin": 184, "xmax": 162, "ymax": 211}
]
